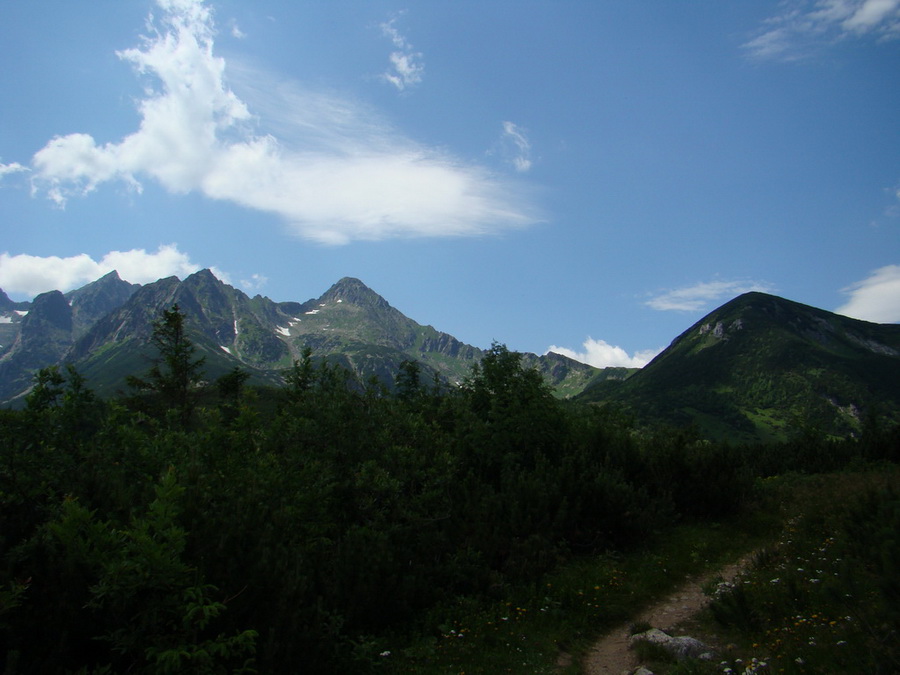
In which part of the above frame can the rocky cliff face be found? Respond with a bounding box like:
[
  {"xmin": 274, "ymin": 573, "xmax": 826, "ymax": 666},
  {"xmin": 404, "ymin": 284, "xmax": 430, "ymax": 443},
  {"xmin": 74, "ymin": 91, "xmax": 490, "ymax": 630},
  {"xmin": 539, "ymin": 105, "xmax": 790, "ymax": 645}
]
[
  {"xmin": 66, "ymin": 271, "xmax": 139, "ymax": 338},
  {"xmin": 0, "ymin": 291, "xmax": 29, "ymax": 358},
  {"xmin": 0, "ymin": 291, "xmax": 75, "ymax": 401}
]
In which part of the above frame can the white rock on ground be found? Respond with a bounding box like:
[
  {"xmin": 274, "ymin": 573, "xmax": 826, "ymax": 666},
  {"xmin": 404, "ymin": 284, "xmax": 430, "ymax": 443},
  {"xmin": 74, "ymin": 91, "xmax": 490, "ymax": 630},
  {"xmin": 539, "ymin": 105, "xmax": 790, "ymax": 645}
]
[{"xmin": 630, "ymin": 628, "xmax": 713, "ymax": 661}]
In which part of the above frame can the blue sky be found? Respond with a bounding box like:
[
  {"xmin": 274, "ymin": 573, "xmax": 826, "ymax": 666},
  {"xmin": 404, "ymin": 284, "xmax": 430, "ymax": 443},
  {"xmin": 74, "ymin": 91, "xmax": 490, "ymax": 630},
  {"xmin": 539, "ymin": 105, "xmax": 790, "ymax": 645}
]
[{"xmin": 1, "ymin": 0, "xmax": 899, "ymax": 367}]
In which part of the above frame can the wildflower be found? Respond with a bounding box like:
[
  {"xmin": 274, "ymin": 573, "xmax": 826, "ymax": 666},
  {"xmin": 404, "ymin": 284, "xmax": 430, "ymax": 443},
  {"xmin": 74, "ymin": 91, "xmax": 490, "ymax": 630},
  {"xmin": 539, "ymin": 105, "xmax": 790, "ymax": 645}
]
[{"xmin": 379, "ymin": 651, "xmax": 391, "ymax": 657}]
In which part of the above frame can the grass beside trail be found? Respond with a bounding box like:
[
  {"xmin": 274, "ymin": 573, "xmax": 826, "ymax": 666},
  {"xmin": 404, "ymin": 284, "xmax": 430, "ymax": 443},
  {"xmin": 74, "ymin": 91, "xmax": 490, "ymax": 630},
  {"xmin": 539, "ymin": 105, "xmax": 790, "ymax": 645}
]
[
  {"xmin": 667, "ymin": 464, "xmax": 900, "ymax": 675},
  {"xmin": 379, "ymin": 465, "xmax": 899, "ymax": 675},
  {"xmin": 377, "ymin": 507, "xmax": 775, "ymax": 673}
]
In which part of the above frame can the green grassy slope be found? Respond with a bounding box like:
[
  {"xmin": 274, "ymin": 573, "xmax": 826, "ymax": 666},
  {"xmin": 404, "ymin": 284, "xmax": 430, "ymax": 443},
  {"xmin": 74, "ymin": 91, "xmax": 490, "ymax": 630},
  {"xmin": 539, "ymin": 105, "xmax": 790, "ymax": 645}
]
[{"xmin": 578, "ymin": 292, "xmax": 900, "ymax": 441}]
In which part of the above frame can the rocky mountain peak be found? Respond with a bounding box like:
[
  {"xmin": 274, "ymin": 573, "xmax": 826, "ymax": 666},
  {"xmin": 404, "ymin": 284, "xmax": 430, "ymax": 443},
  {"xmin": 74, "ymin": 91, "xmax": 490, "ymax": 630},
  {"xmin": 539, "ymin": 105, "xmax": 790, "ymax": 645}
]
[
  {"xmin": 320, "ymin": 277, "xmax": 391, "ymax": 310},
  {"xmin": 0, "ymin": 289, "xmax": 16, "ymax": 312},
  {"xmin": 66, "ymin": 270, "xmax": 140, "ymax": 338},
  {"xmin": 183, "ymin": 268, "xmax": 220, "ymax": 285},
  {"xmin": 23, "ymin": 290, "xmax": 72, "ymax": 334},
  {"xmin": 0, "ymin": 289, "xmax": 30, "ymax": 313}
]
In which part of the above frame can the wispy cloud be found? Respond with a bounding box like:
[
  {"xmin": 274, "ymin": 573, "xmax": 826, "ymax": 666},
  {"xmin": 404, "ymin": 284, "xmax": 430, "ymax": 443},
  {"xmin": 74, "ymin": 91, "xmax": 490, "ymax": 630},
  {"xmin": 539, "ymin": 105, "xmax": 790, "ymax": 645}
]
[
  {"xmin": 745, "ymin": 0, "xmax": 900, "ymax": 60},
  {"xmin": 379, "ymin": 14, "xmax": 424, "ymax": 91},
  {"xmin": 0, "ymin": 244, "xmax": 224, "ymax": 298},
  {"xmin": 27, "ymin": 0, "xmax": 539, "ymax": 245},
  {"xmin": 497, "ymin": 121, "xmax": 533, "ymax": 173},
  {"xmin": 547, "ymin": 338, "xmax": 661, "ymax": 369},
  {"xmin": 229, "ymin": 19, "xmax": 245, "ymax": 39},
  {"xmin": 887, "ymin": 182, "xmax": 900, "ymax": 218},
  {"xmin": 836, "ymin": 264, "xmax": 900, "ymax": 322},
  {"xmin": 240, "ymin": 273, "xmax": 268, "ymax": 292},
  {"xmin": 0, "ymin": 162, "xmax": 28, "ymax": 179},
  {"xmin": 646, "ymin": 279, "xmax": 775, "ymax": 312}
]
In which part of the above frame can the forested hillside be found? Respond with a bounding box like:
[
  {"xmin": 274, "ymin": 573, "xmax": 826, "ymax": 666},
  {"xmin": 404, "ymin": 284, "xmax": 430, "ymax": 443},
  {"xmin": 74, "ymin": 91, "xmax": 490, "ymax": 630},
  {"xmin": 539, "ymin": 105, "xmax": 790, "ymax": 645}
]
[
  {"xmin": 1, "ymin": 307, "xmax": 898, "ymax": 674},
  {"xmin": 579, "ymin": 292, "xmax": 900, "ymax": 441}
]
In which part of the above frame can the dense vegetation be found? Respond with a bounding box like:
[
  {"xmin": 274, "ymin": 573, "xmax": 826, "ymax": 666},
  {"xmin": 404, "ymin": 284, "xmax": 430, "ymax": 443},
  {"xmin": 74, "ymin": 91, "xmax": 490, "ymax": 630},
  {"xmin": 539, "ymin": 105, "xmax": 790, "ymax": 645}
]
[{"xmin": 1, "ymin": 307, "xmax": 897, "ymax": 674}]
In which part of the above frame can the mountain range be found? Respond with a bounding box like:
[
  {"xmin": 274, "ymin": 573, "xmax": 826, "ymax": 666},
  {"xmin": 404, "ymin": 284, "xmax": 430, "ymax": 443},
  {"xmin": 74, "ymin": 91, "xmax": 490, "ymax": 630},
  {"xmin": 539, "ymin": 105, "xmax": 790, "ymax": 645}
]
[
  {"xmin": 0, "ymin": 271, "xmax": 603, "ymax": 405},
  {"xmin": 1, "ymin": 272, "xmax": 898, "ymax": 441}
]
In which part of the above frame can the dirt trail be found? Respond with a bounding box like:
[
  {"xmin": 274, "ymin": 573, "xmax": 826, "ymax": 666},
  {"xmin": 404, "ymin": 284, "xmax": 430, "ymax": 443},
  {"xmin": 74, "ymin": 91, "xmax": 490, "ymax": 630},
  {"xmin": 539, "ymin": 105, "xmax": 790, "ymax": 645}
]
[{"xmin": 577, "ymin": 555, "xmax": 753, "ymax": 675}]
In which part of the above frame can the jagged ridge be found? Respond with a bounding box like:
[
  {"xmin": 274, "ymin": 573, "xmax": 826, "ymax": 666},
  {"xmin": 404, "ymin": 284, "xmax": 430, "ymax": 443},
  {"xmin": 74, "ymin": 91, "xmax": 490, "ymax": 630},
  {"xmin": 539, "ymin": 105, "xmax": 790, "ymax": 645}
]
[{"xmin": 0, "ymin": 272, "xmax": 603, "ymax": 402}]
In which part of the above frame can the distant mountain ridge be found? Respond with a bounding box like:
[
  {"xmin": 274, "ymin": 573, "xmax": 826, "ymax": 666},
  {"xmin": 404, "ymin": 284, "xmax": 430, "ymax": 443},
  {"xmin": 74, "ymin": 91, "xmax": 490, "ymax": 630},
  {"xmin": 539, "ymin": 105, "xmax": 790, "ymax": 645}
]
[
  {"xmin": 0, "ymin": 271, "xmax": 601, "ymax": 403},
  {"xmin": 578, "ymin": 291, "xmax": 900, "ymax": 441}
]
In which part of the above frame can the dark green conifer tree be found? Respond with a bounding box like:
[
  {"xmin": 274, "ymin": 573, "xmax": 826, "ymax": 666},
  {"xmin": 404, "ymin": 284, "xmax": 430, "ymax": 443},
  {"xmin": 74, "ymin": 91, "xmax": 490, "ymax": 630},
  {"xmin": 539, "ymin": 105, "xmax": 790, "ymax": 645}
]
[{"xmin": 127, "ymin": 304, "xmax": 206, "ymax": 428}]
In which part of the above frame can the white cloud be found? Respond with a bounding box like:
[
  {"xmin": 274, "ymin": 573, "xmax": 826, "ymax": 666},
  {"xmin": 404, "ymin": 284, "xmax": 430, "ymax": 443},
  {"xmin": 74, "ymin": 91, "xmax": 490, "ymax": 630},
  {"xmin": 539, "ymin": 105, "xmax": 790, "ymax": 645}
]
[
  {"xmin": 28, "ymin": 0, "xmax": 538, "ymax": 244},
  {"xmin": 0, "ymin": 244, "xmax": 212, "ymax": 297},
  {"xmin": 836, "ymin": 264, "xmax": 900, "ymax": 322},
  {"xmin": 380, "ymin": 15, "xmax": 424, "ymax": 91},
  {"xmin": 646, "ymin": 279, "xmax": 775, "ymax": 312},
  {"xmin": 842, "ymin": 0, "xmax": 900, "ymax": 31},
  {"xmin": 745, "ymin": 0, "xmax": 900, "ymax": 60},
  {"xmin": 0, "ymin": 162, "xmax": 28, "ymax": 179},
  {"xmin": 547, "ymin": 338, "xmax": 662, "ymax": 369},
  {"xmin": 498, "ymin": 121, "xmax": 533, "ymax": 173}
]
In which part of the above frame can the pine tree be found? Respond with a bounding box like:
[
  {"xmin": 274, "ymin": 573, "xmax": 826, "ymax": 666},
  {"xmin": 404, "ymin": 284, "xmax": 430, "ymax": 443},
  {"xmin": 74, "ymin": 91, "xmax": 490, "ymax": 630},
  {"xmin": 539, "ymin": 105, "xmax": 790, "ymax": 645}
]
[{"xmin": 127, "ymin": 305, "xmax": 205, "ymax": 427}]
